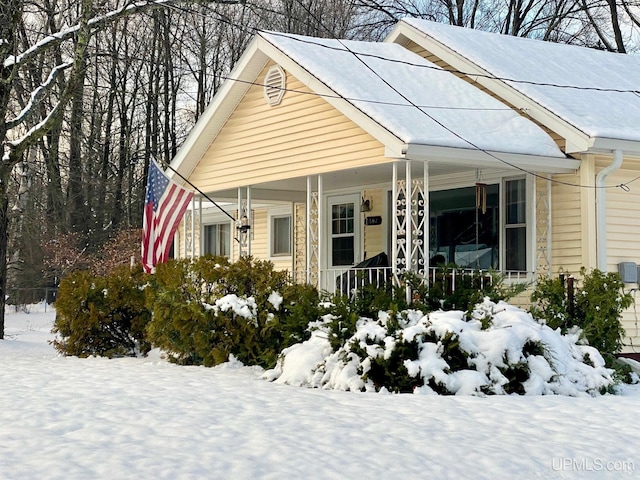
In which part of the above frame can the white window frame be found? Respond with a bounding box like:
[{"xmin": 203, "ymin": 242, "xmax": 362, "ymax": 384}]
[
  {"xmin": 201, "ymin": 210, "xmax": 234, "ymax": 258},
  {"xmin": 268, "ymin": 207, "xmax": 293, "ymax": 259},
  {"xmin": 325, "ymin": 193, "xmax": 362, "ymax": 269},
  {"xmin": 501, "ymin": 175, "xmax": 533, "ymax": 273},
  {"xmin": 411, "ymin": 170, "xmax": 534, "ymax": 276}
]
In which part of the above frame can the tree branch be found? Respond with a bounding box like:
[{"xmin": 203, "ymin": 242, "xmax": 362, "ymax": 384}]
[
  {"xmin": 6, "ymin": 60, "xmax": 73, "ymax": 130},
  {"xmin": 4, "ymin": 0, "xmax": 244, "ymax": 70}
]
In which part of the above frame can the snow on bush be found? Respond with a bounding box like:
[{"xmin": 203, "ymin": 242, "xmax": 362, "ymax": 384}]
[{"xmin": 264, "ymin": 298, "xmax": 614, "ymax": 396}]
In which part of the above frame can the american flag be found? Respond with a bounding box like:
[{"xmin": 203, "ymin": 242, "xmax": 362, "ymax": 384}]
[{"xmin": 141, "ymin": 160, "xmax": 194, "ymax": 273}]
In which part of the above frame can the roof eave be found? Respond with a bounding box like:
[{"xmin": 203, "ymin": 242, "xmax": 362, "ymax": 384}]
[
  {"xmin": 587, "ymin": 137, "xmax": 640, "ymax": 157},
  {"xmin": 403, "ymin": 144, "xmax": 580, "ymax": 173}
]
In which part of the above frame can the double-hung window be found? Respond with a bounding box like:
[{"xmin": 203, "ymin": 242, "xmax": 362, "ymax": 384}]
[
  {"xmin": 504, "ymin": 178, "xmax": 527, "ymax": 272},
  {"xmin": 270, "ymin": 214, "xmax": 292, "ymax": 257},
  {"xmin": 203, "ymin": 222, "xmax": 231, "ymax": 257}
]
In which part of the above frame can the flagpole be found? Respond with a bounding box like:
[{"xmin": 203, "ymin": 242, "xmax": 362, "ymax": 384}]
[{"xmin": 155, "ymin": 158, "xmax": 237, "ymax": 224}]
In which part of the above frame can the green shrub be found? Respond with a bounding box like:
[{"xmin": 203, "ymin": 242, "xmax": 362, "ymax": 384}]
[
  {"xmin": 52, "ymin": 265, "xmax": 151, "ymax": 357},
  {"xmin": 145, "ymin": 256, "xmax": 319, "ymax": 368},
  {"xmin": 530, "ymin": 268, "xmax": 633, "ymax": 355}
]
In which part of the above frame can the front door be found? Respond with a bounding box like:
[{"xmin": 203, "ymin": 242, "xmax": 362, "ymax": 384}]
[{"xmin": 327, "ymin": 193, "xmax": 361, "ymax": 269}]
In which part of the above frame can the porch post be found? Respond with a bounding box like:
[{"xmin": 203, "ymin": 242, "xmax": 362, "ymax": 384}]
[
  {"xmin": 392, "ymin": 162, "xmax": 408, "ymax": 278},
  {"xmin": 318, "ymin": 174, "xmax": 324, "ymax": 290},
  {"xmin": 535, "ymin": 175, "xmax": 552, "ymax": 275},
  {"xmin": 405, "ymin": 161, "xmax": 413, "ymax": 304},
  {"xmin": 246, "ymin": 185, "xmax": 252, "ymax": 257},
  {"xmin": 424, "ymin": 161, "xmax": 429, "ymax": 273},
  {"xmin": 183, "ymin": 206, "xmax": 188, "ymax": 258},
  {"xmin": 198, "ymin": 196, "xmax": 203, "ymax": 257},
  {"xmin": 306, "ymin": 176, "xmax": 312, "ymax": 283},
  {"xmin": 237, "ymin": 187, "xmax": 242, "ymax": 259},
  {"xmin": 405, "ymin": 160, "xmax": 412, "ymax": 274},
  {"xmin": 392, "ymin": 163, "xmax": 398, "ymax": 282},
  {"xmin": 306, "ymin": 176, "xmax": 320, "ymax": 288},
  {"xmin": 190, "ymin": 195, "xmax": 196, "ymax": 259}
]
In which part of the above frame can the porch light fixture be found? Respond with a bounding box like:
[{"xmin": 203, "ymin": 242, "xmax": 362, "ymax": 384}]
[
  {"xmin": 237, "ymin": 214, "xmax": 251, "ymax": 233},
  {"xmin": 360, "ymin": 197, "xmax": 372, "ymax": 212}
]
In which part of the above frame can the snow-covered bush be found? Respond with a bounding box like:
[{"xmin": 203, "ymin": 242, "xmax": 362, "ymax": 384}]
[
  {"xmin": 265, "ymin": 299, "xmax": 615, "ymax": 396},
  {"xmin": 53, "ymin": 265, "xmax": 151, "ymax": 357},
  {"xmin": 145, "ymin": 256, "xmax": 319, "ymax": 368}
]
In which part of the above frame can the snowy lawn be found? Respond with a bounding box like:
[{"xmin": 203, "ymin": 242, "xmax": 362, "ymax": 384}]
[{"xmin": 1, "ymin": 305, "xmax": 639, "ymax": 479}]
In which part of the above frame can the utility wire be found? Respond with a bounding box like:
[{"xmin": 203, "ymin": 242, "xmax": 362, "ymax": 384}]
[
  {"xmin": 143, "ymin": 0, "xmax": 639, "ymax": 191},
  {"xmin": 172, "ymin": 1, "xmax": 640, "ymax": 96},
  {"xmin": 261, "ymin": 0, "xmax": 637, "ymax": 191}
]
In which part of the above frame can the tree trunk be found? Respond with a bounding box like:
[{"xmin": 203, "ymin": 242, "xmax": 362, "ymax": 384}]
[{"xmin": 0, "ymin": 179, "xmax": 9, "ymax": 340}]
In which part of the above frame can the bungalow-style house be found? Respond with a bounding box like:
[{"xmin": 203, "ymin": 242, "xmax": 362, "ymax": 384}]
[{"xmin": 170, "ymin": 22, "xmax": 640, "ymax": 352}]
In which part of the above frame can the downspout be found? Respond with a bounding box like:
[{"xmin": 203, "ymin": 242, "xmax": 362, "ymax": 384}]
[{"xmin": 595, "ymin": 149, "xmax": 623, "ymax": 271}]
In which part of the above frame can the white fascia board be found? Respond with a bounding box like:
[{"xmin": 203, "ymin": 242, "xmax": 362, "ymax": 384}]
[
  {"xmin": 403, "ymin": 144, "xmax": 581, "ymax": 173},
  {"xmin": 386, "ymin": 24, "xmax": 591, "ymax": 157},
  {"xmin": 589, "ymin": 137, "xmax": 640, "ymax": 156},
  {"xmin": 255, "ymin": 36, "xmax": 406, "ymax": 157},
  {"xmin": 170, "ymin": 38, "xmax": 268, "ymax": 182}
]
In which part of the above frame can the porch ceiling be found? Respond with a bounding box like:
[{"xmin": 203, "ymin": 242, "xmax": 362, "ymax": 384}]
[
  {"xmin": 200, "ymin": 160, "xmax": 468, "ymax": 202},
  {"xmin": 199, "ymin": 140, "xmax": 581, "ymax": 202}
]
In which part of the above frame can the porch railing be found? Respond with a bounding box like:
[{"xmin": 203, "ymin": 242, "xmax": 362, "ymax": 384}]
[{"xmin": 291, "ymin": 267, "xmax": 534, "ymax": 305}]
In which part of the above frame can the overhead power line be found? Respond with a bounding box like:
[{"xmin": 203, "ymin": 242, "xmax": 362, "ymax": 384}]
[{"xmin": 164, "ymin": 0, "xmax": 640, "ymax": 190}]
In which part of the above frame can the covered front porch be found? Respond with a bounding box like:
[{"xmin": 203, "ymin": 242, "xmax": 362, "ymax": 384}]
[{"xmin": 177, "ymin": 151, "xmax": 579, "ymax": 300}]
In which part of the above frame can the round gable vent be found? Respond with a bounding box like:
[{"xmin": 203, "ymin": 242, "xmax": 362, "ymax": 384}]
[{"xmin": 263, "ymin": 65, "xmax": 286, "ymax": 106}]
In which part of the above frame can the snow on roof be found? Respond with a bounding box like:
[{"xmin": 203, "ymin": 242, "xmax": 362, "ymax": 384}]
[
  {"xmin": 402, "ymin": 18, "xmax": 640, "ymax": 143},
  {"xmin": 260, "ymin": 31, "xmax": 564, "ymax": 158}
]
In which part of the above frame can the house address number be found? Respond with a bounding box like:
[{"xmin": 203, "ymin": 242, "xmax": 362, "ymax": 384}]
[{"xmin": 364, "ymin": 216, "xmax": 382, "ymax": 226}]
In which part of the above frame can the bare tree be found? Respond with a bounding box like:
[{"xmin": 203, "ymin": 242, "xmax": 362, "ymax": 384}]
[{"xmin": 0, "ymin": 0, "xmax": 244, "ymax": 339}]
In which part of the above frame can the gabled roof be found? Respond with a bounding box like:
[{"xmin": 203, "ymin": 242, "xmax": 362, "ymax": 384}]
[
  {"xmin": 172, "ymin": 30, "xmax": 571, "ymax": 180},
  {"xmin": 388, "ymin": 19, "xmax": 640, "ymax": 155}
]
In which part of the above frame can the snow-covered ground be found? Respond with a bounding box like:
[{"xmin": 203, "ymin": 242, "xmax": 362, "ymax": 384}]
[{"xmin": 1, "ymin": 305, "xmax": 639, "ymax": 479}]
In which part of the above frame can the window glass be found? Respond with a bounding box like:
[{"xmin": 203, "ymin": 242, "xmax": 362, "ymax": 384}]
[
  {"xmin": 505, "ymin": 226, "xmax": 526, "ymax": 271},
  {"xmin": 332, "ymin": 203, "xmax": 354, "ymax": 234},
  {"xmin": 332, "ymin": 237, "xmax": 354, "ymax": 266},
  {"xmin": 204, "ymin": 223, "xmax": 230, "ymax": 257},
  {"xmin": 506, "ymin": 178, "xmax": 526, "ymax": 225},
  {"xmin": 272, "ymin": 215, "xmax": 291, "ymax": 256},
  {"xmin": 505, "ymin": 178, "xmax": 527, "ymax": 271},
  {"xmin": 429, "ymin": 185, "xmax": 499, "ymax": 270},
  {"xmin": 330, "ymin": 201, "xmax": 356, "ymax": 266}
]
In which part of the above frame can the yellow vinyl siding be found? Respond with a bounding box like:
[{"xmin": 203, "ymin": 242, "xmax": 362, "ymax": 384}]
[
  {"xmin": 601, "ymin": 155, "xmax": 640, "ymax": 351},
  {"xmin": 601, "ymin": 156, "xmax": 640, "ymax": 267},
  {"xmin": 550, "ymin": 172, "xmax": 583, "ymax": 274},
  {"xmin": 604, "ymin": 155, "xmax": 640, "ymax": 351},
  {"xmin": 362, "ymin": 188, "xmax": 386, "ymax": 259},
  {"xmin": 188, "ymin": 63, "xmax": 387, "ymax": 193}
]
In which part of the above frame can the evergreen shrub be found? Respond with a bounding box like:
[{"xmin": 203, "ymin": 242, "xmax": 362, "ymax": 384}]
[
  {"xmin": 269, "ymin": 299, "xmax": 614, "ymax": 395},
  {"xmin": 52, "ymin": 265, "xmax": 151, "ymax": 357},
  {"xmin": 145, "ymin": 255, "xmax": 319, "ymax": 368},
  {"xmin": 530, "ymin": 268, "xmax": 632, "ymax": 355}
]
